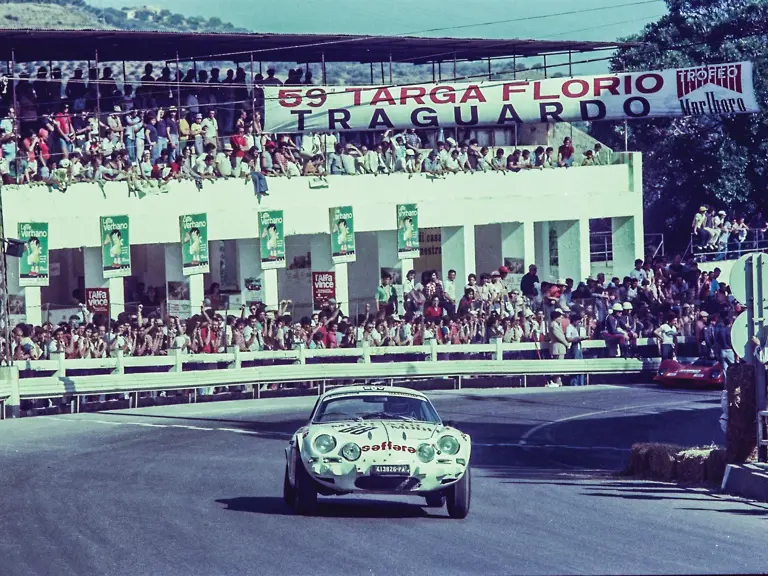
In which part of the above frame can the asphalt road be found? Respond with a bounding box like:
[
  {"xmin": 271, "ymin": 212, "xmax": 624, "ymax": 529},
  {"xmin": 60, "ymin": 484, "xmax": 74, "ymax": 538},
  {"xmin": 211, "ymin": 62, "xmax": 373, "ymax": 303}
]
[{"xmin": 1, "ymin": 384, "xmax": 767, "ymax": 576}]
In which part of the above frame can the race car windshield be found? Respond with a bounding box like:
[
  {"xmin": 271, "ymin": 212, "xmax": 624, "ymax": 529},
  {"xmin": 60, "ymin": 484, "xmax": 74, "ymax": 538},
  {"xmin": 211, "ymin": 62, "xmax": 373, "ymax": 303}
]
[{"xmin": 313, "ymin": 395, "xmax": 441, "ymax": 424}]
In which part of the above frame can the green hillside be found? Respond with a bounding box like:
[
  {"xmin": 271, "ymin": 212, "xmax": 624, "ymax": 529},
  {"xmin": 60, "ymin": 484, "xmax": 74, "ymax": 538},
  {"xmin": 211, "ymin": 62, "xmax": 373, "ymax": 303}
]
[{"xmin": 0, "ymin": 0, "xmax": 247, "ymax": 33}]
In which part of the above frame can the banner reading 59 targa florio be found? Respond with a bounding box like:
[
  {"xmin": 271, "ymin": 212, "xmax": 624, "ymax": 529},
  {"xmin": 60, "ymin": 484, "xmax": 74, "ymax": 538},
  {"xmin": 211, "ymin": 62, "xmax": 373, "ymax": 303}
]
[
  {"xmin": 259, "ymin": 210, "xmax": 286, "ymax": 269},
  {"xmin": 100, "ymin": 215, "xmax": 131, "ymax": 278},
  {"xmin": 18, "ymin": 222, "xmax": 49, "ymax": 287},
  {"xmin": 263, "ymin": 62, "xmax": 759, "ymax": 133},
  {"xmin": 329, "ymin": 206, "xmax": 356, "ymax": 264},
  {"xmin": 179, "ymin": 213, "xmax": 209, "ymax": 276},
  {"xmin": 397, "ymin": 204, "xmax": 420, "ymax": 260}
]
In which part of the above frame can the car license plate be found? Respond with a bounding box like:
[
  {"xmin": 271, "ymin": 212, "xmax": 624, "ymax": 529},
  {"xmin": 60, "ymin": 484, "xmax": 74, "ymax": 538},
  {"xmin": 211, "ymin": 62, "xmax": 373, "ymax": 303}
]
[{"xmin": 371, "ymin": 465, "xmax": 409, "ymax": 474}]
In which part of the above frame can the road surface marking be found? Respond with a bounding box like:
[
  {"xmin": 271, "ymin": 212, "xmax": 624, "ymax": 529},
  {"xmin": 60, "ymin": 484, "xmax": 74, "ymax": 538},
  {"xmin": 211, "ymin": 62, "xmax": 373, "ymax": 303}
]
[{"xmin": 519, "ymin": 398, "xmax": 713, "ymax": 445}]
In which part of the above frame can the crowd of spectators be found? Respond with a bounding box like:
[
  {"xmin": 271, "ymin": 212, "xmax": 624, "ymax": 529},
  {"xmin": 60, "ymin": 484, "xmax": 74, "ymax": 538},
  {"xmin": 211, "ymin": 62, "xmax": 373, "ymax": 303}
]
[
  {"xmin": 0, "ymin": 63, "xmax": 607, "ymax": 190},
  {"xmin": 5, "ymin": 253, "xmax": 739, "ymax": 387},
  {"xmin": 691, "ymin": 205, "xmax": 768, "ymax": 259}
]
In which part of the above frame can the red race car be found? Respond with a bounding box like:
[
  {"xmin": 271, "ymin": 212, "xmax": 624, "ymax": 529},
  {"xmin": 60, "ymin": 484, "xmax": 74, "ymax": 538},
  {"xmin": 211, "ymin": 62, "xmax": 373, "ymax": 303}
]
[{"xmin": 654, "ymin": 357, "xmax": 724, "ymax": 388}]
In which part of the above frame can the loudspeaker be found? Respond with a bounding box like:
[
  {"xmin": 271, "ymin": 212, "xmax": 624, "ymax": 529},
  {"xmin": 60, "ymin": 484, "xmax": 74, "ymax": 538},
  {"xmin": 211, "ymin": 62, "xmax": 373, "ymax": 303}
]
[{"xmin": 4, "ymin": 238, "xmax": 24, "ymax": 258}]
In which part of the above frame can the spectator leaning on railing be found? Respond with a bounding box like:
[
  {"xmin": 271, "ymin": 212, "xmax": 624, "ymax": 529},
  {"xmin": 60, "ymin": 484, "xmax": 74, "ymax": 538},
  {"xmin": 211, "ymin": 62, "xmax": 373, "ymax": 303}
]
[
  {"xmin": 1, "ymin": 252, "xmax": 742, "ymax": 391},
  {"xmin": 0, "ymin": 64, "xmax": 609, "ymax": 190}
]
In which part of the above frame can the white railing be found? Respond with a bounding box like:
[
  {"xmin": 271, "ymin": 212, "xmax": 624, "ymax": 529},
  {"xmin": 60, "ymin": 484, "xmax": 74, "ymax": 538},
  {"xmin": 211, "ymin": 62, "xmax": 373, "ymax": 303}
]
[{"xmin": 0, "ymin": 338, "xmax": 683, "ymax": 413}]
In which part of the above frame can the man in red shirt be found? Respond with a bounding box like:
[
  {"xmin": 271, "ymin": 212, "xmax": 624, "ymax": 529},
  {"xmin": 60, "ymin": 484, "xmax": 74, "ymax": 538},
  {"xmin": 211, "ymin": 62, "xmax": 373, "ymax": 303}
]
[
  {"xmin": 53, "ymin": 103, "xmax": 74, "ymax": 160},
  {"xmin": 557, "ymin": 136, "xmax": 574, "ymax": 168},
  {"xmin": 424, "ymin": 297, "xmax": 444, "ymax": 319}
]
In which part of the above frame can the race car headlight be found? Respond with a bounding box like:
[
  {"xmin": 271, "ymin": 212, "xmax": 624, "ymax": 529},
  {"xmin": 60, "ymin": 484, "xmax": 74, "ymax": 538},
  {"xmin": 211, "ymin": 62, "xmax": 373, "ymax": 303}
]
[
  {"xmin": 711, "ymin": 370, "xmax": 721, "ymax": 379},
  {"xmin": 658, "ymin": 369, "xmax": 666, "ymax": 376},
  {"xmin": 341, "ymin": 442, "xmax": 361, "ymax": 461},
  {"xmin": 417, "ymin": 443, "xmax": 435, "ymax": 463},
  {"xmin": 313, "ymin": 434, "xmax": 337, "ymax": 454},
  {"xmin": 437, "ymin": 435, "xmax": 460, "ymax": 455}
]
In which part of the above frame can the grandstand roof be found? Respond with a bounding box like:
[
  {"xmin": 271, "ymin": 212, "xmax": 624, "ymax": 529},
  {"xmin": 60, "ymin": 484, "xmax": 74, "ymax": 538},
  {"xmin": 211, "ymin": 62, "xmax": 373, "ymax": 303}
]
[{"xmin": 0, "ymin": 29, "xmax": 637, "ymax": 64}]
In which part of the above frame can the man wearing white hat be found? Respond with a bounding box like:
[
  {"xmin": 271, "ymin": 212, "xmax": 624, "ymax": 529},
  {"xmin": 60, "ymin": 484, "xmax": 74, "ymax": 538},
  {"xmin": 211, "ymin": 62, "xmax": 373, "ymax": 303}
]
[
  {"xmin": 620, "ymin": 301, "xmax": 641, "ymax": 356},
  {"xmin": 692, "ymin": 205, "xmax": 710, "ymax": 249},
  {"xmin": 604, "ymin": 302, "xmax": 629, "ymax": 357}
]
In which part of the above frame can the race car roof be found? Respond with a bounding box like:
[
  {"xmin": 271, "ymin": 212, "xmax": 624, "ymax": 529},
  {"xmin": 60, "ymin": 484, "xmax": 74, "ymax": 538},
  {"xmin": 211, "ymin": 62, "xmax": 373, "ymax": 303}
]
[{"xmin": 320, "ymin": 385, "xmax": 428, "ymax": 400}]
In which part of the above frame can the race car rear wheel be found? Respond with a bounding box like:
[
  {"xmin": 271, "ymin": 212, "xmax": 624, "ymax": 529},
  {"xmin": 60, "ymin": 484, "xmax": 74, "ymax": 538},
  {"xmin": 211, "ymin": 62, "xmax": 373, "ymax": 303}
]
[
  {"xmin": 424, "ymin": 492, "xmax": 446, "ymax": 508},
  {"xmin": 283, "ymin": 464, "xmax": 295, "ymax": 506},
  {"xmin": 446, "ymin": 467, "xmax": 471, "ymax": 519},
  {"xmin": 293, "ymin": 454, "xmax": 318, "ymax": 516}
]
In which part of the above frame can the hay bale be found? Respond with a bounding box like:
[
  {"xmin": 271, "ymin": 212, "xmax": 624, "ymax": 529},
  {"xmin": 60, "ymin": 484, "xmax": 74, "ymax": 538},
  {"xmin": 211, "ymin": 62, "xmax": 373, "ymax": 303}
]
[
  {"xmin": 725, "ymin": 363, "xmax": 758, "ymax": 463},
  {"xmin": 676, "ymin": 449, "xmax": 708, "ymax": 484},
  {"xmin": 705, "ymin": 448, "xmax": 727, "ymax": 486},
  {"xmin": 622, "ymin": 442, "xmax": 653, "ymax": 476},
  {"xmin": 623, "ymin": 443, "xmax": 680, "ymax": 479},
  {"xmin": 646, "ymin": 444, "xmax": 680, "ymax": 481}
]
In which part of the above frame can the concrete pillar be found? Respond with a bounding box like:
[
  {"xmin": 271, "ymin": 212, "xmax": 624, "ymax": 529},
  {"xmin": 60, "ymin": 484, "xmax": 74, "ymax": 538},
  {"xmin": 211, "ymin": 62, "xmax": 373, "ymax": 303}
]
[
  {"xmin": 612, "ymin": 216, "xmax": 641, "ymax": 278},
  {"xmin": 1, "ymin": 365, "xmax": 20, "ymax": 419},
  {"xmin": 441, "ymin": 225, "xmax": 475, "ymax": 286},
  {"xmin": 165, "ymin": 243, "xmax": 204, "ymax": 315},
  {"xmin": 534, "ymin": 221, "xmax": 551, "ymax": 281},
  {"xmin": 555, "ymin": 219, "xmax": 591, "ymax": 283},
  {"xmin": 83, "ymin": 247, "xmax": 125, "ymax": 319},
  {"xmin": 235, "ymin": 238, "xmax": 278, "ymax": 310},
  {"xmin": 310, "ymin": 234, "xmax": 349, "ymax": 317},
  {"xmin": 6, "ymin": 259, "xmax": 41, "ymax": 327}
]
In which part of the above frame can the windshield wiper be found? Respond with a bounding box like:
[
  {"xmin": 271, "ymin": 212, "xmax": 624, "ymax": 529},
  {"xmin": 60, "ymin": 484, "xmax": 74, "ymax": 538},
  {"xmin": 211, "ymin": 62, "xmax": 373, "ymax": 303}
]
[{"xmin": 359, "ymin": 412, "xmax": 415, "ymax": 421}]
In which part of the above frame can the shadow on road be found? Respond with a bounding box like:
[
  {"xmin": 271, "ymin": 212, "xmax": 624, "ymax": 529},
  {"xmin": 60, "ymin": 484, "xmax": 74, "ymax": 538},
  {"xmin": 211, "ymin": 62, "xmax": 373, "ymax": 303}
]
[{"xmin": 215, "ymin": 496, "xmax": 449, "ymax": 519}]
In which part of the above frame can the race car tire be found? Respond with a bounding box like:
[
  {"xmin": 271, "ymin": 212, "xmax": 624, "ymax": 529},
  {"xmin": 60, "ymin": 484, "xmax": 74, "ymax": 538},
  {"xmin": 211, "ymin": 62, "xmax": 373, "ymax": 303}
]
[
  {"xmin": 446, "ymin": 467, "xmax": 471, "ymax": 519},
  {"xmin": 282, "ymin": 464, "xmax": 296, "ymax": 506},
  {"xmin": 293, "ymin": 454, "xmax": 318, "ymax": 515},
  {"xmin": 424, "ymin": 492, "xmax": 446, "ymax": 508}
]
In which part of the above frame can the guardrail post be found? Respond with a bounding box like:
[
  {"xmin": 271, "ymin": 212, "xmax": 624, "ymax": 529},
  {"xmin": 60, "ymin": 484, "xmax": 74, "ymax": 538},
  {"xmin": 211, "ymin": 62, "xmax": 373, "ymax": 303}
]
[
  {"xmin": 297, "ymin": 346, "xmax": 306, "ymax": 365},
  {"xmin": 113, "ymin": 350, "xmax": 124, "ymax": 375},
  {"xmin": 52, "ymin": 351, "xmax": 66, "ymax": 378},
  {"xmin": 362, "ymin": 341, "xmax": 371, "ymax": 364},
  {"xmin": 169, "ymin": 347, "xmax": 182, "ymax": 373},
  {"xmin": 228, "ymin": 347, "xmax": 241, "ymax": 370},
  {"xmin": 494, "ymin": 339, "xmax": 503, "ymax": 361},
  {"xmin": 1, "ymin": 365, "xmax": 21, "ymax": 419},
  {"xmin": 429, "ymin": 339, "xmax": 438, "ymax": 362}
]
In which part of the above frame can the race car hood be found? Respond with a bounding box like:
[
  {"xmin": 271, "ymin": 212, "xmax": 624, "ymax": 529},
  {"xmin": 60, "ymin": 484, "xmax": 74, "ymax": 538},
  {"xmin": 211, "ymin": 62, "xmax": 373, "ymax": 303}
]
[{"xmin": 321, "ymin": 420, "xmax": 443, "ymax": 444}]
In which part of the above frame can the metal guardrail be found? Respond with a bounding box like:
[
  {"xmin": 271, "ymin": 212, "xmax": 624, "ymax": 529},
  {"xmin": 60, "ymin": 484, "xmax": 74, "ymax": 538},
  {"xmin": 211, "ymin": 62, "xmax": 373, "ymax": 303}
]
[{"xmin": 0, "ymin": 337, "xmax": 680, "ymax": 416}]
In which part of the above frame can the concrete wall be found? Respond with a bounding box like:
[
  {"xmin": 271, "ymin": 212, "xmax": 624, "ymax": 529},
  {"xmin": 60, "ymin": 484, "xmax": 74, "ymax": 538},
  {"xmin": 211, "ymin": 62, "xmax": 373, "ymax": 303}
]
[{"xmin": 2, "ymin": 161, "xmax": 640, "ymax": 250}]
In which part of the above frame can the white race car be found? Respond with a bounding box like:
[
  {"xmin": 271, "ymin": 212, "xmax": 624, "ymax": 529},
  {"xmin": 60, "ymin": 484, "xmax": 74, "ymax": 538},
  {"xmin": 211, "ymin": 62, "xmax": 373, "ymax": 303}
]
[{"xmin": 283, "ymin": 385, "xmax": 471, "ymax": 518}]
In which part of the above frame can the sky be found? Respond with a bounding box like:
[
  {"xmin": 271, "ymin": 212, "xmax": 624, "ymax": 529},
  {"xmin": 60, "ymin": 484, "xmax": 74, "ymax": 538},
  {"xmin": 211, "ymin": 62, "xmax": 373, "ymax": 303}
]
[{"xmin": 93, "ymin": 0, "xmax": 669, "ymax": 73}]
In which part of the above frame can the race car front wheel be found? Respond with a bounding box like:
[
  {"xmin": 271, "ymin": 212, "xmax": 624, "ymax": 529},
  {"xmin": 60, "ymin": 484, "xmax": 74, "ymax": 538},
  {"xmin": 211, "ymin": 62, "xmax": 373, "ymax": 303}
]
[
  {"xmin": 446, "ymin": 467, "xmax": 471, "ymax": 519},
  {"xmin": 283, "ymin": 464, "xmax": 296, "ymax": 506},
  {"xmin": 293, "ymin": 454, "xmax": 318, "ymax": 516}
]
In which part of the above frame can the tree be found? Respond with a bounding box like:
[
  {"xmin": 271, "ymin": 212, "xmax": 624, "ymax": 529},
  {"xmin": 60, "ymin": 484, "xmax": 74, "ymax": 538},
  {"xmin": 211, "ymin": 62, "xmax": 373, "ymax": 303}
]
[{"xmin": 589, "ymin": 0, "xmax": 768, "ymax": 252}]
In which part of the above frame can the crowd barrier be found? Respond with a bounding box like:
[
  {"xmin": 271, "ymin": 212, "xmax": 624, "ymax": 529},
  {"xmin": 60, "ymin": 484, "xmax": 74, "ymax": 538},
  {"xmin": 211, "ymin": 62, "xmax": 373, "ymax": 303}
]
[{"xmin": 0, "ymin": 337, "xmax": 685, "ymax": 418}]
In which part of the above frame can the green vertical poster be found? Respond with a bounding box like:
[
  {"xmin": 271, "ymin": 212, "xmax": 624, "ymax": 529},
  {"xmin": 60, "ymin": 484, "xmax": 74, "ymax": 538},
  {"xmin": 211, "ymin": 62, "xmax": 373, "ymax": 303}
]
[
  {"xmin": 259, "ymin": 210, "xmax": 286, "ymax": 269},
  {"xmin": 18, "ymin": 222, "xmax": 49, "ymax": 287},
  {"xmin": 179, "ymin": 213, "xmax": 209, "ymax": 276},
  {"xmin": 329, "ymin": 205, "xmax": 356, "ymax": 264},
  {"xmin": 397, "ymin": 203, "xmax": 420, "ymax": 260},
  {"xmin": 100, "ymin": 215, "xmax": 131, "ymax": 278}
]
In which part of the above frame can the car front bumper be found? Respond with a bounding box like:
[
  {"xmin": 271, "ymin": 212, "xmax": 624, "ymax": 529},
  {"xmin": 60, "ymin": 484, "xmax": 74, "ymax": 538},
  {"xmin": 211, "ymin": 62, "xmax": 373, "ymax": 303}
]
[{"xmin": 303, "ymin": 455, "xmax": 468, "ymax": 493}]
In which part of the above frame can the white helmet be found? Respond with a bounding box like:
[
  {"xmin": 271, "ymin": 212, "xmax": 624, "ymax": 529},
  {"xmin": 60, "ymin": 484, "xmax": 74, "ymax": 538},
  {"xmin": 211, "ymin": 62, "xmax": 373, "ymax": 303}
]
[{"xmin": 611, "ymin": 303, "xmax": 623, "ymax": 312}]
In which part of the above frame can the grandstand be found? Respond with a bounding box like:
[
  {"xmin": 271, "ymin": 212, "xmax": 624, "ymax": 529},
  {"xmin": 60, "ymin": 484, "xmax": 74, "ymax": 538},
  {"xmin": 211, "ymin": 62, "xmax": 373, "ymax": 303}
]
[{"xmin": 0, "ymin": 27, "xmax": 745, "ymax": 389}]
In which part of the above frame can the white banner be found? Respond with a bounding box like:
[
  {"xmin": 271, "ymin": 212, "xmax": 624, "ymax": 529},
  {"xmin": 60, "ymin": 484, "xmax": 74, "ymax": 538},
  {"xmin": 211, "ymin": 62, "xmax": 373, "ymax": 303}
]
[{"xmin": 263, "ymin": 61, "xmax": 759, "ymax": 133}]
